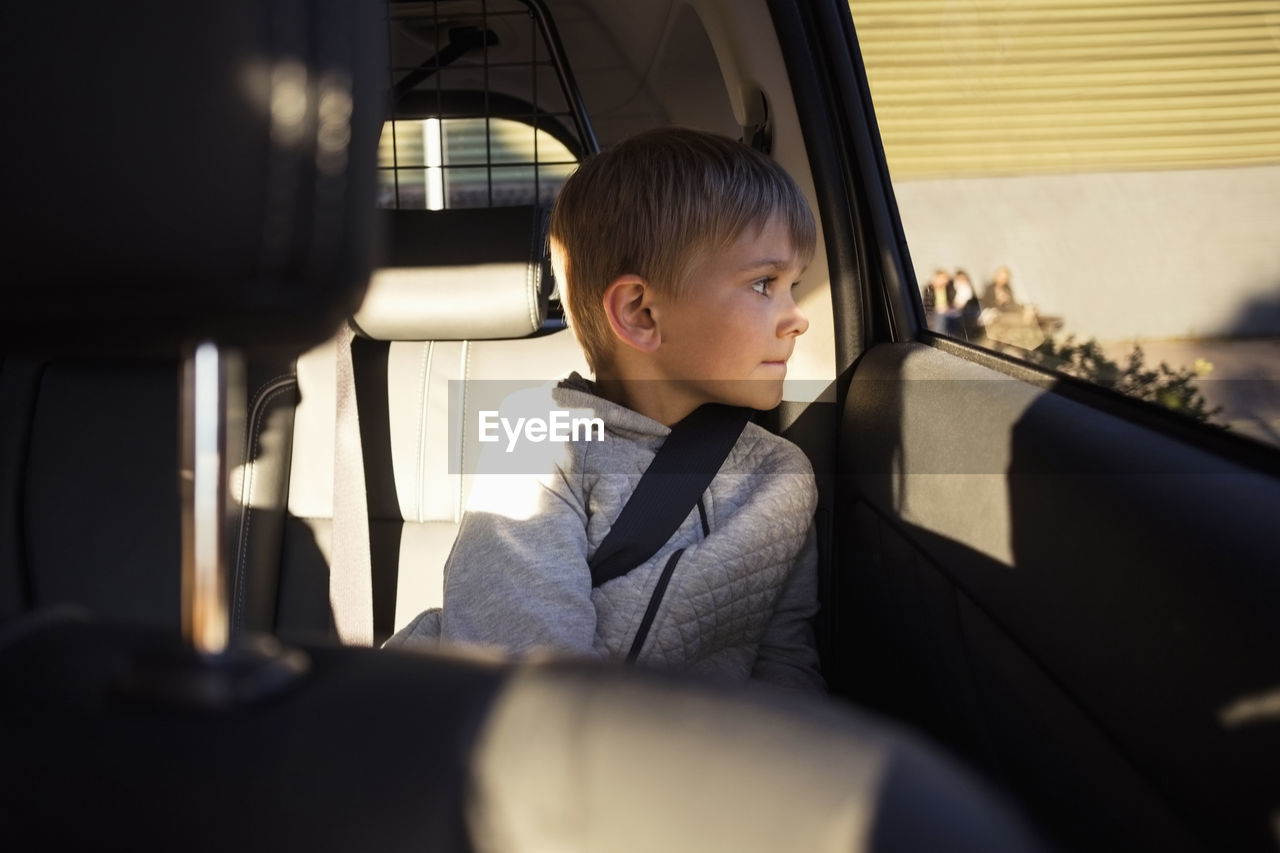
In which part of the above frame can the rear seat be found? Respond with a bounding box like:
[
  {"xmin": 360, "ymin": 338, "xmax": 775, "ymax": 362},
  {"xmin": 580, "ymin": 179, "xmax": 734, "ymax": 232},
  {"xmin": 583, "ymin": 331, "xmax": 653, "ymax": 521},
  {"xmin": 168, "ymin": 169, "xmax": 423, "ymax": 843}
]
[
  {"xmin": 0, "ymin": 204, "xmax": 583, "ymax": 643},
  {"xmin": 232, "ymin": 205, "xmax": 588, "ymax": 643}
]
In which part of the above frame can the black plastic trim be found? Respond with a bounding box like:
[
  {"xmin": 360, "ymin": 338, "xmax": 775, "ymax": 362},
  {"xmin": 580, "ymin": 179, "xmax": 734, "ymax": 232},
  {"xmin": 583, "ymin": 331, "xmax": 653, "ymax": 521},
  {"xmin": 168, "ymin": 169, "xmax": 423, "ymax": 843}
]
[
  {"xmin": 822, "ymin": 2, "xmax": 922, "ymax": 342},
  {"xmin": 786, "ymin": 0, "xmax": 922, "ymax": 346}
]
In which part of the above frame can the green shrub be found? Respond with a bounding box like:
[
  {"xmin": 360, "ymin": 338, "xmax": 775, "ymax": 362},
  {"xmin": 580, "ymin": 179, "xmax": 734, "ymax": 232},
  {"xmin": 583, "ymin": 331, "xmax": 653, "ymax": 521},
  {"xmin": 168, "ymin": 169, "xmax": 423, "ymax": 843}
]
[{"xmin": 1031, "ymin": 335, "xmax": 1225, "ymax": 425}]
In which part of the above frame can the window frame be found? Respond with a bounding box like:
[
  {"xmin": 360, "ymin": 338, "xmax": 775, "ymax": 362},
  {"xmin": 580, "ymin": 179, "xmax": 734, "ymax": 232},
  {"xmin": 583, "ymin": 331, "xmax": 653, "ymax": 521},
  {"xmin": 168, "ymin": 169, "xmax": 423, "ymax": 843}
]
[{"xmin": 780, "ymin": 0, "xmax": 1280, "ymax": 472}]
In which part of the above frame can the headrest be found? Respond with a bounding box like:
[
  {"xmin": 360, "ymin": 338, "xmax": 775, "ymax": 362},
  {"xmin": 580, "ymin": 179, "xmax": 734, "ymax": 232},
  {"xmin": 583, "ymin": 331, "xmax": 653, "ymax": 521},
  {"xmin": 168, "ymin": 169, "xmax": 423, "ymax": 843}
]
[
  {"xmin": 3, "ymin": 0, "xmax": 384, "ymax": 353},
  {"xmin": 353, "ymin": 207, "xmax": 552, "ymax": 341}
]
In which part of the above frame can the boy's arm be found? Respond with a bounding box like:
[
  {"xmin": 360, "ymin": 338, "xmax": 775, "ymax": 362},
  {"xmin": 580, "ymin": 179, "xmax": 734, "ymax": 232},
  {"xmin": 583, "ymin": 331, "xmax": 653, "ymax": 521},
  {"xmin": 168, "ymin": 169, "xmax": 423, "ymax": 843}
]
[
  {"xmin": 440, "ymin": 472, "xmax": 598, "ymax": 656},
  {"xmin": 751, "ymin": 524, "xmax": 826, "ymax": 692}
]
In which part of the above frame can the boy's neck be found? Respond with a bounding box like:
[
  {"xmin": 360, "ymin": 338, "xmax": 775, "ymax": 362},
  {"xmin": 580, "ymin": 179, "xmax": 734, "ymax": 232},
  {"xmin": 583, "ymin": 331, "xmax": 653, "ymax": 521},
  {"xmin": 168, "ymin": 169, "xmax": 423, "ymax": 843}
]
[{"xmin": 593, "ymin": 374, "xmax": 700, "ymax": 427}]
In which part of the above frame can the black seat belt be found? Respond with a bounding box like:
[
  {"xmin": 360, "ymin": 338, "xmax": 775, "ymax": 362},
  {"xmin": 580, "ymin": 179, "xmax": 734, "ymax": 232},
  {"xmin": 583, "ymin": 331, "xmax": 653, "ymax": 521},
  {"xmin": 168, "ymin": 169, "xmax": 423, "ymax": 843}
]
[{"xmin": 588, "ymin": 403, "xmax": 751, "ymax": 660}]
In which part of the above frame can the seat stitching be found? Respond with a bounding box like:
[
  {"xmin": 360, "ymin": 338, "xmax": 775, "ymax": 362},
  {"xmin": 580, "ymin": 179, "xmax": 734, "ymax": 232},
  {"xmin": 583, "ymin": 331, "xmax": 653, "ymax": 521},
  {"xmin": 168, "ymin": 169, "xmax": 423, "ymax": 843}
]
[
  {"xmin": 526, "ymin": 209, "xmax": 539, "ymax": 332},
  {"xmin": 456, "ymin": 341, "xmax": 471, "ymax": 524},
  {"xmin": 251, "ymin": 372, "xmax": 296, "ymax": 400},
  {"xmin": 415, "ymin": 341, "xmax": 433, "ymax": 524},
  {"xmin": 234, "ymin": 377, "xmax": 297, "ymax": 632}
]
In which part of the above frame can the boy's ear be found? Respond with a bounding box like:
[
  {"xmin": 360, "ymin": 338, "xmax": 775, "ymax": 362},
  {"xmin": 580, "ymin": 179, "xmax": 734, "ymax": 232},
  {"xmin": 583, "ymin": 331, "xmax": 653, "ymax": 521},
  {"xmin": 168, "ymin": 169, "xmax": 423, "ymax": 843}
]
[{"xmin": 602, "ymin": 274, "xmax": 661, "ymax": 353}]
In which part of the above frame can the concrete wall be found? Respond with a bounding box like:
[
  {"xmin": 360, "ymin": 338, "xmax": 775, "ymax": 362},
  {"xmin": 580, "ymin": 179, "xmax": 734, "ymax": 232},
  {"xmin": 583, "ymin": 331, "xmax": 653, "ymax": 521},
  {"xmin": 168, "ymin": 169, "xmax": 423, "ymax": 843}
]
[{"xmin": 893, "ymin": 163, "xmax": 1280, "ymax": 342}]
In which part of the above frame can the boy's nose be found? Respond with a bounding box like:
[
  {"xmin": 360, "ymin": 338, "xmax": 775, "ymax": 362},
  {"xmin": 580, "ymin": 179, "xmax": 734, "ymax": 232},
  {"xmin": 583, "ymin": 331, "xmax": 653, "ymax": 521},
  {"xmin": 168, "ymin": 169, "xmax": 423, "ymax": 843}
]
[{"xmin": 780, "ymin": 293, "xmax": 809, "ymax": 337}]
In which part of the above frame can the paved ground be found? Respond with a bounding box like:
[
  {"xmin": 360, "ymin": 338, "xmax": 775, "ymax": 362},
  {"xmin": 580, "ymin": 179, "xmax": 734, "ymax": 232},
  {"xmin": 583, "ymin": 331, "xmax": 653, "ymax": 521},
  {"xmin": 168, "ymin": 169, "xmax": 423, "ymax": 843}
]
[{"xmin": 1098, "ymin": 337, "xmax": 1280, "ymax": 447}]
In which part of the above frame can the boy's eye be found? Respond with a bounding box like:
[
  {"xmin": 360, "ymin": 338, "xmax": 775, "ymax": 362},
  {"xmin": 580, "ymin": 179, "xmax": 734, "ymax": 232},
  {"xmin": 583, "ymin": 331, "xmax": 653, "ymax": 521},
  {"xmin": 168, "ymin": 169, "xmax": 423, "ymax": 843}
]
[{"xmin": 751, "ymin": 277, "xmax": 774, "ymax": 296}]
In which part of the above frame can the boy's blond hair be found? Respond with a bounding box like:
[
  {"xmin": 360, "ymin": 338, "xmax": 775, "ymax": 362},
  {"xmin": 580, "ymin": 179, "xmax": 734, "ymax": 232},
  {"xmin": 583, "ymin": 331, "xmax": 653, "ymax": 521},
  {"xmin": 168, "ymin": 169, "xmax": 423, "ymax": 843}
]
[{"xmin": 549, "ymin": 127, "xmax": 817, "ymax": 373}]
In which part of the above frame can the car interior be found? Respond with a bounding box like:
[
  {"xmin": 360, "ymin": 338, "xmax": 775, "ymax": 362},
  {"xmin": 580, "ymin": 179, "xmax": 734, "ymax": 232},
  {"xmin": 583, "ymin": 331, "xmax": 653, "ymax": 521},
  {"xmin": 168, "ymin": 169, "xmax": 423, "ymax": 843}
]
[{"xmin": 3, "ymin": 0, "xmax": 1278, "ymax": 850}]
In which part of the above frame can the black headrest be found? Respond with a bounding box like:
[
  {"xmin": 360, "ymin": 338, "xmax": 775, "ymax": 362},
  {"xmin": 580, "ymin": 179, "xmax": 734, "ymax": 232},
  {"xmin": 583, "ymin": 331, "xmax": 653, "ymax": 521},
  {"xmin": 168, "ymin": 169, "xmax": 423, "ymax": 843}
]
[{"xmin": 2, "ymin": 1, "xmax": 385, "ymax": 353}]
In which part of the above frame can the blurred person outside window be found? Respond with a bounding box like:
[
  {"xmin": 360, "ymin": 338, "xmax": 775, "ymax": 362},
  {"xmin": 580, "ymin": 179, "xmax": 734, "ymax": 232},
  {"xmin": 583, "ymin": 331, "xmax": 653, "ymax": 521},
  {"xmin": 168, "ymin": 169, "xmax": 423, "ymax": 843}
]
[{"xmin": 980, "ymin": 265, "xmax": 1043, "ymax": 351}]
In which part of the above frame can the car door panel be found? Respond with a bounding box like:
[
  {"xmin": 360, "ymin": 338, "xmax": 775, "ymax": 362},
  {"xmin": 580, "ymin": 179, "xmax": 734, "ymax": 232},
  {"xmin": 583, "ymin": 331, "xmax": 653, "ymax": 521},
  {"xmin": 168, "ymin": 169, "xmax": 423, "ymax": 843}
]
[
  {"xmin": 846, "ymin": 496, "xmax": 1194, "ymax": 850},
  {"xmin": 771, "ymin": 1, "xmax": 1280, "ymax": 846},
  {"xmin": 834, "ymin": 341, "xmax": 1280, "ymax": 848}
]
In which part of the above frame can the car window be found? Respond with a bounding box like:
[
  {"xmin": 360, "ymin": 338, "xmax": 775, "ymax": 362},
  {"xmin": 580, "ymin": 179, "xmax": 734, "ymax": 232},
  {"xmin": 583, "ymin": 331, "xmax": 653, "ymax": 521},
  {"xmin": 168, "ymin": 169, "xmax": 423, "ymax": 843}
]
[
  {"xmin": 378, "ymin": 116, "xmax": 578, "ymax": 209},
  {"xmin": 851, "ymin": 0, "xmax": 1280, "ymax": 447},
  {"xmin": 379, "ymin": 0, "xmax": 590, "ymax": 212}
]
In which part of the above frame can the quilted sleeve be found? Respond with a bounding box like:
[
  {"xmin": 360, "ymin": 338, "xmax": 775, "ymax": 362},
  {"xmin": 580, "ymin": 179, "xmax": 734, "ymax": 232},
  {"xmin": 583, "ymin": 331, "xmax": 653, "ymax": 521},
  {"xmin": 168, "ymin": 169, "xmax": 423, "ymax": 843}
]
[
  {"xmin": 439, "ymin": 467, "xmax": 600, "ymax": 657},
  {"xmin": 751, "ymin": 520, "xmax": 826, "ymax": 692}
]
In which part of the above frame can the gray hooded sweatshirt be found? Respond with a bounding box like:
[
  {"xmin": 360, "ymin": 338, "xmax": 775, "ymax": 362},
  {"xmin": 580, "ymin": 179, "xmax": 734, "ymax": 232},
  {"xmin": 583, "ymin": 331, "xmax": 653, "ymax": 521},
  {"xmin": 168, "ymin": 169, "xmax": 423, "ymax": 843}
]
[{"xmin": 389, "ymin": 374, "xmax": 824, "ymax": 691}]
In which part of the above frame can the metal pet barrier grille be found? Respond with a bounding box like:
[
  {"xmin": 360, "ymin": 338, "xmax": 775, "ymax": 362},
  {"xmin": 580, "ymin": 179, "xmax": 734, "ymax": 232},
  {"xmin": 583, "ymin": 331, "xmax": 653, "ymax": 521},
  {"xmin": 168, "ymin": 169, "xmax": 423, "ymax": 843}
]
[{"xmin": 381, "ymin": 0, "xmax": 597, "ymax": 210}]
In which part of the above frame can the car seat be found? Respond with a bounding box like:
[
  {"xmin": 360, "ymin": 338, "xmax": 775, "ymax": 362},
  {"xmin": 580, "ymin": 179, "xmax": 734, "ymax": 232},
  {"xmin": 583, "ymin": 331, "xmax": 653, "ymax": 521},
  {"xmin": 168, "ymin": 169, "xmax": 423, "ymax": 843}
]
[{"xmin": 230, "ymin": 204, "xmax": 588, "ymax": 644}]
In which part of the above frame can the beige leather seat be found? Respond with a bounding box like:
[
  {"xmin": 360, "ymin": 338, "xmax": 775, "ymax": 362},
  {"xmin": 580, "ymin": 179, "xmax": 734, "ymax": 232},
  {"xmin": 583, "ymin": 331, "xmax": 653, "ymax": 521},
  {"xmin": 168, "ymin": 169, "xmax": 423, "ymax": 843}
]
[{"xmin": 232, "ymin": 206, "xmax": 588, "ymax": 643}]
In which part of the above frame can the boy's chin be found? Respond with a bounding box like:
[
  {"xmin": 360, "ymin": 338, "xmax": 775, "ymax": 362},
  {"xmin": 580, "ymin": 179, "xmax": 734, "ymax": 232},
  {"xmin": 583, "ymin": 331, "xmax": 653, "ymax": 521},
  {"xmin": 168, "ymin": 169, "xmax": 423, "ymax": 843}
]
[{"xmin": 700, "ymin": 379, "xmax": 785, "ymax": 412}]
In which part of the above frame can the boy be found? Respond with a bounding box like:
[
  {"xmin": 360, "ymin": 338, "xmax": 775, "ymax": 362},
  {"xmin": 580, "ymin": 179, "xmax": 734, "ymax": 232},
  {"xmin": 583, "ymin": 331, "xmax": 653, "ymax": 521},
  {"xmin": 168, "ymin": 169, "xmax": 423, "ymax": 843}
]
[{"xmin": 391, "ymin": 127, "xmax": 823, "ymax": 691}]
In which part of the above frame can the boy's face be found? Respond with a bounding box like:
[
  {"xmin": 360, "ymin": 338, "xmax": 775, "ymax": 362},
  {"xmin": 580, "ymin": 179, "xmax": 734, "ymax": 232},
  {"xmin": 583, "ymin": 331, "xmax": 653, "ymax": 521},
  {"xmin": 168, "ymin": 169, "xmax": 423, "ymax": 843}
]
[{"xmin": 649, "ymin": 215, "xmax": 809, "ymax": 414}]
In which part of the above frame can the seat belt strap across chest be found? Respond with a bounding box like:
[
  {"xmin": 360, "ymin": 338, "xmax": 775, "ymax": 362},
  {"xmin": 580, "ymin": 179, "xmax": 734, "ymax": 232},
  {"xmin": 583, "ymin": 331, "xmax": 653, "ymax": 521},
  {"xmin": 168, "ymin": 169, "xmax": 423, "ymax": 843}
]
[
  {"xmin": 588, "ymin": 403, "xmax": 751, "ymax": 589},
  {"xmin": 588, "ymin": 403, "xmax": 750, "ymax": 661}
]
